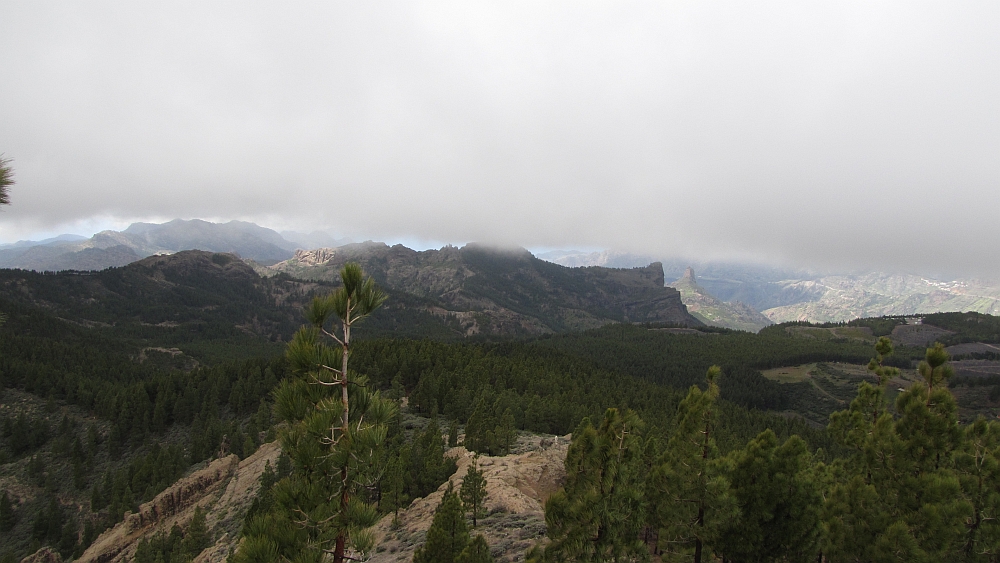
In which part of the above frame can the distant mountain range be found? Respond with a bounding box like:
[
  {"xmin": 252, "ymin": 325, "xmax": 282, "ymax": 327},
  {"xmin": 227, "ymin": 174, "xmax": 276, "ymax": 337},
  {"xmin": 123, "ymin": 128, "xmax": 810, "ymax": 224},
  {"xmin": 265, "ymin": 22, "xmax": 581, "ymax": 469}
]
[
  {"xmin": 6, "ymin": 221, "xmax": 1000, "ymax": 326},
  {"xmin": 541, "ymin": 249, "xmax": 1000, "ymax": 325},
  {"xmin": 0, "ymin": 219, "xmax": 349, "ymax": 271},
  {"xmin": 760, "ymin": 274, "xmax": 1000, "ymax": 323}
]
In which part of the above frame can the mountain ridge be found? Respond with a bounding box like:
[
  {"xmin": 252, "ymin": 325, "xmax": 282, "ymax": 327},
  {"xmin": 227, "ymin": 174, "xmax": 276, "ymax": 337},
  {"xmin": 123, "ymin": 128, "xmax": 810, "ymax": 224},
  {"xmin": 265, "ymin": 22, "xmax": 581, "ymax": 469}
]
[{"xmin": 266, "ymin": 242, "xmax": 702, "ymax": 334}]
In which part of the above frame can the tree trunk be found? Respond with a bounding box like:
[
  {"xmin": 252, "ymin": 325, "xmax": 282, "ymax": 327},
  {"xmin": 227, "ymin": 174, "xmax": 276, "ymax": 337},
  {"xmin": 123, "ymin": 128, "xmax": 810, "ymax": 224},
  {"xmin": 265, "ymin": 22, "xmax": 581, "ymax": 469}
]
[
  {"xmin": 334, "ymin": 306, "xmax": 352, "ymax": 563},
  {"xmin": 334, "ymin": 532, "xmax": 346, "ymax": 563}
]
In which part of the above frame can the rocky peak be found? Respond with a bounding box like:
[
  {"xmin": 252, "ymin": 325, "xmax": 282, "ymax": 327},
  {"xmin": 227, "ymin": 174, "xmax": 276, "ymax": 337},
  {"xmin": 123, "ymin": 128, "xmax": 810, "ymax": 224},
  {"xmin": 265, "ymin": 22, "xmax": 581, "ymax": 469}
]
[
  {"xmin": 290, "ymin": 247, "xmax": 338, "ymax": 266},
  {"xmin": 682, "ymin": 267, "xmax": 696, "ymax": 284}
]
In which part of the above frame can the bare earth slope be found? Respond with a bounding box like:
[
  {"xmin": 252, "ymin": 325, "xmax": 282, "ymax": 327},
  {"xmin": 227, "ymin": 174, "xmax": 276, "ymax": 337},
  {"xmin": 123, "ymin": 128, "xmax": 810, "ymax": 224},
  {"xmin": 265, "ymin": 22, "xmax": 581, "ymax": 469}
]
[
  {"xmin": 371, "ymin": 433, "xmax": 569, "ymax": 563},
  {"xmin": 71, "ymin": 442, "xmax": 281, "ymax": 563},
  {"xmin": 58, "ymin": 433, "xmax": 565, "ymax": 563}
]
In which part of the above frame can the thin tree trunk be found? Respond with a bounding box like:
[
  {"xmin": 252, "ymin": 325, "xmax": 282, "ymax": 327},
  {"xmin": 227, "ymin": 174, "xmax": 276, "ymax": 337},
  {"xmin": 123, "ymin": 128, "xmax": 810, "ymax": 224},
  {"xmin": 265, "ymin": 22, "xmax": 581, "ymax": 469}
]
[
  {"xmin": 341, "ymin": 303, "xmax": 351, "ymax": 432},
  {"xmin": 695, "ymin": 403, "xmax": 710, "ymax": 563},
  {"xmin": 334, "ymin": 306, "xmax": 352, "ymax": 563}
]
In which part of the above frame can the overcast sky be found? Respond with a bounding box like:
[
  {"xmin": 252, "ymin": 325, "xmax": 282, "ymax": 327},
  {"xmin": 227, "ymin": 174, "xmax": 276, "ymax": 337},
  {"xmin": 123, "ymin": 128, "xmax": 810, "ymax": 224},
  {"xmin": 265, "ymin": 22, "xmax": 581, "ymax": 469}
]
[{"xmin": 1, "ymin": 2, "xmax": 998, "ymax": 275}]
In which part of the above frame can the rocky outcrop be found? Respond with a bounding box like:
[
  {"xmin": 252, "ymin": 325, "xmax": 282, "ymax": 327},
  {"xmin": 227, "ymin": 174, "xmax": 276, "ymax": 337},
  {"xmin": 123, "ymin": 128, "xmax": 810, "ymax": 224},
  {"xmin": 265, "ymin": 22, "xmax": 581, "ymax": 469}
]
[
  {"xmin": 370, "ymin": 434, "xmax": 570, "ymax": 563},
  {"xmin": 286, "ymin": 247, "xmax": 338, "ymax": 267},
  {"xmin": 669, "ymin": 267, "xmax": 773, "ymax": 332},
  {"xmin": 77, "ymin": 442, "xmax": 281, "ymax": 563},
  {"xmin": 194, "ymin": 441, "xmax": 284, "ymax": 563}
]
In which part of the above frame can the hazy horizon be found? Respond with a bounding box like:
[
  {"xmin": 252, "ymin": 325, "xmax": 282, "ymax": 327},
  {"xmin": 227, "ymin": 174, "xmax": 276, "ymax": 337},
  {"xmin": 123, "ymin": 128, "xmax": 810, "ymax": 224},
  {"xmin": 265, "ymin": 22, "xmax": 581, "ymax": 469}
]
[
  {"xmin": 2, "ymin": 3, "xmax": 998, "ymax": 277},
  {"xmin": 1, "ymin": 216, "xmax": 984, "ymax": 282}
]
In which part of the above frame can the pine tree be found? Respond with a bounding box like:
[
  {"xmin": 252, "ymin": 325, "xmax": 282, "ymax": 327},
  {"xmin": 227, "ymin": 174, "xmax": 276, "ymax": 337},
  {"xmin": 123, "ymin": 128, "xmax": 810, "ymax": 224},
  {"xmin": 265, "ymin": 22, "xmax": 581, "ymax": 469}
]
[
  {"xmin": 652, "ymin": 366, "xmax": 735, "ymax": 563},
  {"xmin": 461, "ymin": 456, "xmax": 488, "ymax": 528},
  {"xmin": 58, "ymin": 518, "xmax": 79, "ymax": 558},
  {"xmin": 716, "ymin": 430, "xmax": 822, "ymax": 563},
  {"xmin": 237, "ymin": 263, "xmax": 395, "ymax": 563},
  {"xmin": 408, "ymin": 417, "xmax": 456, "ymax": 498},
  {"xmin": 182, "ymin": 506, "xmax": 209, "ymax": 559},
  {"xmin": 382, "ymin": 455, "xmax": 407, "ymax": 525},
  {"xmin": 134, "ymin": 538, "xmax": 154, "ymax": 563},
  {"xmin": 0, "ymin": 490, "xmax": 16, "ymax": 532},
  {"xmin": 0, "ymin": 154, "xmax": 12, "ymax": 206},
  {"xmin": 955, "ymin": 417, "xmax": 1000, "ymax": 561},
  {"xmin": 448, "ymin": 420, "xmax": 459, "ymax": 448},
  {"xmin": 414, "ymin": 484, "xmax": 469, "ymax": 563},
  {"xmin": 457, "ymin": 534, "xmax": 494, "ymax": 563},
  {"xmin": 824, "ymin": 339, "xmax": 971, "ymax": 562},
  {"xmin": 464, "ymin": 395, "xmax": 488, "ymax": 453},
  {"xmin": 824, "ymin": 338, "xmax": 904, "ymax": 561},
  {"xmin": 889, "ymin": 343, "xmax": 968, "ymax": 559},
  {"xmin": 537, "ymin": 408, "xmax": 648, "ymax": 562},
  {"xmin": 496, "ymin": 408, "xmax": 517, "ymax": 455}
]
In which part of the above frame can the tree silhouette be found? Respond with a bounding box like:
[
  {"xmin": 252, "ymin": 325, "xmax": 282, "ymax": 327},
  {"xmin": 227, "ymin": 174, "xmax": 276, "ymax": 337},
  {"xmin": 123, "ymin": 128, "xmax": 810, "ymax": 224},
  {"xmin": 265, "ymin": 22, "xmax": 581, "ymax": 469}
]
[
  {"xmin": 0, "ymin": 154, "xmax": 12, "ymax": 206},
  {"xmin": 461, "ymin": 456, "xmax": 488, "ymax": 528},
  {"xmin": 414, "ymin": 483, "xmax": 469, "ymax": 563}
]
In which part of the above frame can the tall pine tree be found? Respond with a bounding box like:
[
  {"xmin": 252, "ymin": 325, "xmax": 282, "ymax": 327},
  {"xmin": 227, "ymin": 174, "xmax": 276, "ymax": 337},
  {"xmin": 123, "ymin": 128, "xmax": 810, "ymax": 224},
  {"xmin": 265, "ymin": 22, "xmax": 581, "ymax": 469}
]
[
  {"xmin": 652, "ymin": 366, "xmax": 735, "ymax": 563},
  {"xmin": 715, "ymin": 430, "xmax": 822, "ymax": 563},
  {"xmin": 236, "ymin": 263, "xmax": 395, "ymax": 563},
  {"xmin": 955, "ymin": 417, "xmax": 1000, "ymax": 561},
  {"xmin": 535, "ymin": 408, "xmax": 648, "ymax": 562}
]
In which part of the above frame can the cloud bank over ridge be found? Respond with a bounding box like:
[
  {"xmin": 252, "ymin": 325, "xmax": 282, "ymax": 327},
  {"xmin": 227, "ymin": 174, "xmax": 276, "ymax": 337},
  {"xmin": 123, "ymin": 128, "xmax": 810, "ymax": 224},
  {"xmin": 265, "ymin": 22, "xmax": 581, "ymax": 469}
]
[{"xmin": 1, "ymin": 2, "xmax": 998, "ymax": 276}]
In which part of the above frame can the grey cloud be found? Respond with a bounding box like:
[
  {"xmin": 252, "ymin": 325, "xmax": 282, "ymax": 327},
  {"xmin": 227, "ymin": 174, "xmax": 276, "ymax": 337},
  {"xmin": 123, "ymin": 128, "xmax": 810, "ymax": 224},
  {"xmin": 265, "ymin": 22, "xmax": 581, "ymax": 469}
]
[{"xmin": 1, "ymin": 1, "xmax": 998, "ymax": 276}]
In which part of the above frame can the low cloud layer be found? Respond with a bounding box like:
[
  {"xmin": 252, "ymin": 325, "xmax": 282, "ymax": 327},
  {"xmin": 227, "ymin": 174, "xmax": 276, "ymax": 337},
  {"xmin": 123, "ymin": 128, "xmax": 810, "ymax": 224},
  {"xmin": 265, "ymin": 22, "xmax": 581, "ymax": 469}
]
[{"xmin": 1, "ymin": 2, "xmax": 998, "ymax": 276}]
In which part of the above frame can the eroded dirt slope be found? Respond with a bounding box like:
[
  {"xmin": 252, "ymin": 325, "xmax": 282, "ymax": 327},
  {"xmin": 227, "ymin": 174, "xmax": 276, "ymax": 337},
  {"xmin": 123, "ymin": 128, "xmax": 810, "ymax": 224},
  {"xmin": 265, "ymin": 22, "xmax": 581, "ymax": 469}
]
[{"xmin": 370, "ymin": 434, "xmax": 569, "ymax": 563}]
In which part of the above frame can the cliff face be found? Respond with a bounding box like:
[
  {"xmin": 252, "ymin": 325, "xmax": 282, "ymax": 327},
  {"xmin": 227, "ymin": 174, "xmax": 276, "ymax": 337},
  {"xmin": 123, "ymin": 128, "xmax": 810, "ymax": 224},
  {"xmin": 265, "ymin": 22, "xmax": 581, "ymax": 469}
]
[
  {"xmin": 268, "ymin": 243, "xmax": 701, "ymax": 335},
  {"xmin": 669, "ymin": 267, "xmax": 773, "ymax": 333},
  {"xmin": 71, "ymin": 442, "xmax": 281, "ymax": 563}
]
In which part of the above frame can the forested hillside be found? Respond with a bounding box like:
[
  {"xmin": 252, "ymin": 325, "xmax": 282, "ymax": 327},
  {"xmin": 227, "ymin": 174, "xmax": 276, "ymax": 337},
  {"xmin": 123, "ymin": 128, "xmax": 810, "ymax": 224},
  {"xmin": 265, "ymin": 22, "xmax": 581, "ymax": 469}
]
[{"xmin": 5, "ymin": 255, "xmax": 1000, "ymax": 561}]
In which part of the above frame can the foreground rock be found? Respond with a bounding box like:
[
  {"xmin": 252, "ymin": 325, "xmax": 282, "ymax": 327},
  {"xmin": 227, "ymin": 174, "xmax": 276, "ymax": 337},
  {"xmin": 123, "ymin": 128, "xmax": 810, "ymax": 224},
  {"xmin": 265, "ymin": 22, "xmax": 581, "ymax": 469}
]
[
  {"xmin": 71, "ymin": 442, "xmax": 281, "ymax": 563},
  {"xmin": 370, "ymin": 434, "xmax": 569, "ymax": 563}
]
